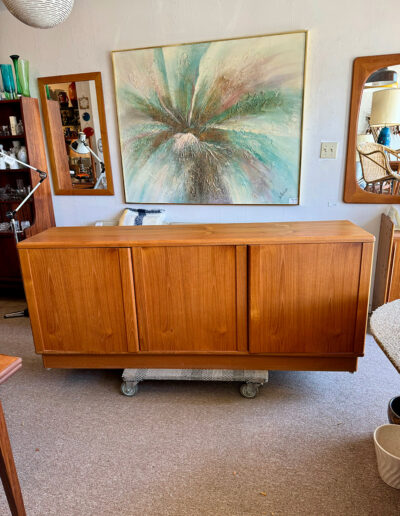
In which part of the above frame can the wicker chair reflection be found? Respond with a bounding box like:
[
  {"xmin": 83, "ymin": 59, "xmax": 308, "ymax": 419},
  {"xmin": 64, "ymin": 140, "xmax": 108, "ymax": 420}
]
[{"xmin": 357, "ymin": 142, "xmax": 400, "ymax": 194}]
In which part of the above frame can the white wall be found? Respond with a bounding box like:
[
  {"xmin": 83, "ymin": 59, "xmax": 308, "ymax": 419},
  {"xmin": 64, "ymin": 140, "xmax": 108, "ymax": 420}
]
[{"xmin": 0, "ymin": 0, "xmax": 397, "ymax": 237}]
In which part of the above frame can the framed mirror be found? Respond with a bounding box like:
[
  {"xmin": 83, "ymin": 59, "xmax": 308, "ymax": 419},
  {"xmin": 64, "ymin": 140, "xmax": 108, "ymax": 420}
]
[
  {"xmin": 344, "ymin": 54, "xmax": 400, "ymax": 203},
  {"xmin": 38, "ymin": 72, "xmax": 114, "ymax": 195}
]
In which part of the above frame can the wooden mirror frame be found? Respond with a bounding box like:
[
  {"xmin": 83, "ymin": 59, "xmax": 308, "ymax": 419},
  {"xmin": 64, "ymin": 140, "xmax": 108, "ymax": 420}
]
[
  {"xmin": 344, "ymin": 53, "xmax": 400, "ymax": 203},
  {"xmin": 38, "ymin": 72, "xmax": 114, "ymax": 195}
]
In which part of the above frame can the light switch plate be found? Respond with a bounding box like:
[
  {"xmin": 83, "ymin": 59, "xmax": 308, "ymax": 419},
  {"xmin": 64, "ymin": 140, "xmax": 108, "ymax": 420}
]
[{"xmin": 320, "ymin": 142, "xmax": 338, "ymax": 159}]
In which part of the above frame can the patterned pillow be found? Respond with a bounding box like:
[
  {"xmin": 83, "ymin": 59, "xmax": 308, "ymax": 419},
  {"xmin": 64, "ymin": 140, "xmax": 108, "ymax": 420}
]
[{"xmin": 118, "ymin": 208, "xmax": 166, "ymax": 226}]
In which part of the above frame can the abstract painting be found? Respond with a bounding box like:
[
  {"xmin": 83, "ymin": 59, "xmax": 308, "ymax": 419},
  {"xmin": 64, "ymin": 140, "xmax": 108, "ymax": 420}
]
[{"xmin": 112, "ymin": 31, "xmax": 307, "ymax": 204}]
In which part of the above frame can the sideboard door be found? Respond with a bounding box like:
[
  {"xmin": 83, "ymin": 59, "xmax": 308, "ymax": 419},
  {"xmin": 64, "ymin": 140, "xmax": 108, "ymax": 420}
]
[
  {"xmin": 20, "ymin": 248, "xmax": 129, "ymax": 353},
  {"xmin": 132, "ymin": 245, "xmax": 246, "ymax": 352},
  {"xmin": 249, "ymin": 243, "xmax": 364, "ymax": 354}
]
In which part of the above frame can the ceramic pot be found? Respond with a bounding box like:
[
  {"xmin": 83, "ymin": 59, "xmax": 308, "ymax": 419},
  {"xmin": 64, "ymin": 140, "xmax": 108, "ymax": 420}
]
[
  {"xmin": 388, "ymin": 396, "xmax": 400, "ymax": 425},
  {"xmin": 17, "ymin": 145, "xmax": 27, "ymax": 163},
  {"xmin": 9, "ymin": 150, "xmax": 19, "ymax": 169},
  {"xmin": 374, "ymin": 424, "xmax": 400, "ymax": 488},
  {"xmin": 12, "ymin": 140, "xmax": 21, "ymax": 153}
]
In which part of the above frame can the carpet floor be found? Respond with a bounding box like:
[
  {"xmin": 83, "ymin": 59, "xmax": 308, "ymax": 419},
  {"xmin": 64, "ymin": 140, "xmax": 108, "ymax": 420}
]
[{"xmin": 0, "ymin": 296, "xmax": 399, "ymax": 516}]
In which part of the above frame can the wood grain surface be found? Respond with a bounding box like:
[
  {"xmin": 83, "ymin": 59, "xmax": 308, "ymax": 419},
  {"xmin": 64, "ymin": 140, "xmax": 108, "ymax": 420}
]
[
  {"xmin": 24, "ymin": 248, "xmax": 128, "ymax": 353},
  {"xmin": 18, "ymin": 221, "xmax": 375, "ymax": 249},
  {"xmin": 387, "ymin": 238, "xmax": 400, "ymax": 302},
  {"xmin": 19, "ymin": 221, "xmax": 373, "ymax": 373},
  {"xmin": 42, "ymin": 353, "xmax": 358, "ymax": 372},
  {"xmin": 353, "ymin": 242, "xmax": 374, "ymax": 355},
  {"xmin": 249, "ymin": 243, "xmax": 363, "ymax": 354},
  {"xmin": 0, "ymin": 401, "xmax": 26, "ymax": 516},
  {"xmin": 118, "ymin": 248, "xmax": 139, "ymax": 352},
  {"xmin": 132, "ymin": 245, "xmax": 238, "ymax": 352},
  {"xmin": 21, "ymin": 97, "xmax": 55, "ymax": 236},
  {"xmin": 372, "ymin": 214, "xmax": 395, "ymax": 310}
]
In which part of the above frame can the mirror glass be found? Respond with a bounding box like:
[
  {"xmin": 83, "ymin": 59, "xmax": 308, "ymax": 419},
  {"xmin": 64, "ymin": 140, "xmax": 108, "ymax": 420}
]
[
  {"xmin": 38, "ymin": 72, "xmax": 114, "ymax": 195},
  {"xmin": 356, "ymin": 65, "xmax": 400, "ymax": 197}
]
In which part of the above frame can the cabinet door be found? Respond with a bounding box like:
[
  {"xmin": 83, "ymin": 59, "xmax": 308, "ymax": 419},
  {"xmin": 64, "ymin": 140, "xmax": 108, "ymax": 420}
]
[
  {"xmin": 23, "ymin": 248, "xmax": 130, "ymax": 353},
  {"xmin": 132, "ymin": 246, "xmax": 245, "ymax": 352},
  {"xmin": 249, "ymin": 243, "xmax": 363, "ymax": 354}
]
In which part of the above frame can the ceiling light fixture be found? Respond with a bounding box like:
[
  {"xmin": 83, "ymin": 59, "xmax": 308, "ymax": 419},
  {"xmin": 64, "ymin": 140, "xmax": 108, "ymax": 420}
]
[{"xmin": 2, "ymin": 0, "xmax": 74, "ymax": 29}]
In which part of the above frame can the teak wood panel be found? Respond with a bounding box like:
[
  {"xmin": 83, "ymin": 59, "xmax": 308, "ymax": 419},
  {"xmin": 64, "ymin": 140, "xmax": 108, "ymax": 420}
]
[
  {"xmin": 372, "ymin": 214, "xmax": 395, "ymax": 310},
  {"xmin": 249, "ymin": 243, "xmax": 363, "ymax": 354},
  {"xmin": 42, "ymin": 353, "xmax": 359, "ymax": 373},
  {"xmin": 0, "ymin": 400, "xmax": 26, "ymax": 515},
  {"xmin": 22, "ymin": 248, "xmax": 128, "ymax": 353},
  {"xmin": 132, "ymin": 245, "xmax": 242, "ymax": 352},
  {"xmin": 18, "ymin": 220, "xmax": 375, "ymax": 249},
  {"xmin": 21, "ymin": 97, "xmax": 55, "ymax": 236},
  {"xmin": 387, "ymin": 238, "xmax": 400, "ymax": 302},
  {"xmin": 353, "ymin": 242, "xmax": 373, "ymax": 355},
  {"xmin": 118, "ymin": 248, "xmax": 139, "ymax": 352}
]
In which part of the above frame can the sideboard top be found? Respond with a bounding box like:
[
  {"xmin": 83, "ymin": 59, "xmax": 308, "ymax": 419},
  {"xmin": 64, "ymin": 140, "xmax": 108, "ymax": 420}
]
[{"xmin": 18, "ymin": 221, "xmax": 375, "ymax": 249}]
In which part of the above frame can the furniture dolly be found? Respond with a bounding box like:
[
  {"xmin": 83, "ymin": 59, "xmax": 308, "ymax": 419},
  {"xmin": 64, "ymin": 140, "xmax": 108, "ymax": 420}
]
[{"xmin": 121, "ymin": 369, "xmax": 269, "ymax": 398}]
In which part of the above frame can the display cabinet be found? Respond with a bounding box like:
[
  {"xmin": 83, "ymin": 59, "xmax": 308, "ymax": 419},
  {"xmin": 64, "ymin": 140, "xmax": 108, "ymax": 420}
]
[{"xmin": 0, "ymin": 98, "xmax": 55, "ymax": 289}]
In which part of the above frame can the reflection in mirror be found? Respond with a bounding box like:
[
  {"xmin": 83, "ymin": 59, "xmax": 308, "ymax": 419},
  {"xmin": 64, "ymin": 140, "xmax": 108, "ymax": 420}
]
[
  {"xmin": 357, "ymin": 65, "xmax": 400, "ymax": 196},
  {"xmin": 38, "ymin": 72, "xmax": 113, "ymax": 196},
  {"xmin": 47, "ymin": 80, "xmax": 104, "ymax": 189}
]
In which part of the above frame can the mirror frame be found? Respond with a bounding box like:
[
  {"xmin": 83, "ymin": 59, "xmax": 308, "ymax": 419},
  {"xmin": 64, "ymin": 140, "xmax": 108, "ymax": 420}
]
[
  {"xmin": 38, "ymin": 71, "xmax": 114, "ymax": 195},
  {"xmin": 344, "ymin": 54, "xmax": 400, "ymax": 203}
]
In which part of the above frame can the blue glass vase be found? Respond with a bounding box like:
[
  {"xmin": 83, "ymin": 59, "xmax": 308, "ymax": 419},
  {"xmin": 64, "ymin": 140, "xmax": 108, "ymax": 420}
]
[
  {"xmin": 0, "ymin": 64, "xmax": 16, "ymax": 99},
  {"xmin": 377, "ymin": 126, "xmax": 391, "ymax": 147}
]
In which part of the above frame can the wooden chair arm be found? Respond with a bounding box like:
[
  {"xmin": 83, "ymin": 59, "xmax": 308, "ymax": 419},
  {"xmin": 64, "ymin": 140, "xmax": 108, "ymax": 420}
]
[{"xmin": 381, "ymin": 146, "xmax": 400, "ymax": 159}]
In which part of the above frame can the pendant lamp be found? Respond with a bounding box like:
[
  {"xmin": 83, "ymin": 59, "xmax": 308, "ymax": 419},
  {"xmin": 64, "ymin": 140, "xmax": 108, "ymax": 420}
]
[{"xmin": 2, "ymin": 0, "xmax": 74, "ymax": 29}]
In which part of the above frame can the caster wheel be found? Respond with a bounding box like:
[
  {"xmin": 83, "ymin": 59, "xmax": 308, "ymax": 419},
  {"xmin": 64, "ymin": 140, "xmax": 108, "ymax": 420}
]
[
  {"xmin": 240, "ymin": 383, "xmax": 259, "ymax": 399},
  {"xmin": 121, "ymin": 381, "xmax": 139, "ymax": 397}
]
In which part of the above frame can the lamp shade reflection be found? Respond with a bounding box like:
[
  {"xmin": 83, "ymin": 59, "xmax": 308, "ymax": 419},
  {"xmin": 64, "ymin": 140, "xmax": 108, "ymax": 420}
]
[
  {"xmin": 370, "ymin": 89, "xmax": 400, "ymax": 146},
  {"xmin": 370, "ymin": 89, "xmax": 400, "ymax": 127}
]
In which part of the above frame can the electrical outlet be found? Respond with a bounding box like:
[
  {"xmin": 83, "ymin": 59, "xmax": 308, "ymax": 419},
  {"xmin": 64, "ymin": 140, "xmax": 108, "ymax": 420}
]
[{"xmin": 320, "ymin": 142, "xmax": 338, "ymax": 159}]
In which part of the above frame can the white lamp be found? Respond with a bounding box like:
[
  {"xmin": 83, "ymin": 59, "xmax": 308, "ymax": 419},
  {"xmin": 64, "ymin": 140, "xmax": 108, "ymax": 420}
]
[
  {"xmin": 3, "ymin": 0, "xmax": 74, "ymax": 29},
  {"xmin": 370, "ymin": 89, "xmax": 400, "ymax": 147},
  {"xmin": 70, "ymin": 132, "xmax": 106, "ymax": 189}
]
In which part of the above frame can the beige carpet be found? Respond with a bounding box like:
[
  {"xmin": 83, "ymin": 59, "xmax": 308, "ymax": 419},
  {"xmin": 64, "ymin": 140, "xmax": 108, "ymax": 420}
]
[
  {"xmin": 0, "ymin": 296, "xmax": 399, "ymax": 516},
  {"xmin": 370, "ymin": 300, "xmax": 400, "ymax": 374}
]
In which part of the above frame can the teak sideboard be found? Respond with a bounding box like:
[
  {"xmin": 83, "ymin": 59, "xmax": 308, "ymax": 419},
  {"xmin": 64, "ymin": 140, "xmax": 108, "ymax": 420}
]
[{"xmin": 18, "ymin": 221, "xmax": 374, "ymax": 372}]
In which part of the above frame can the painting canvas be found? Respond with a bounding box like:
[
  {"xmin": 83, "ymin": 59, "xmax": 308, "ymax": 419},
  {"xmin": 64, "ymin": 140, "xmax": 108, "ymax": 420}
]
[{"xmin": 112, "ymin": 31, "xmax": 307, "ymax": 204}]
